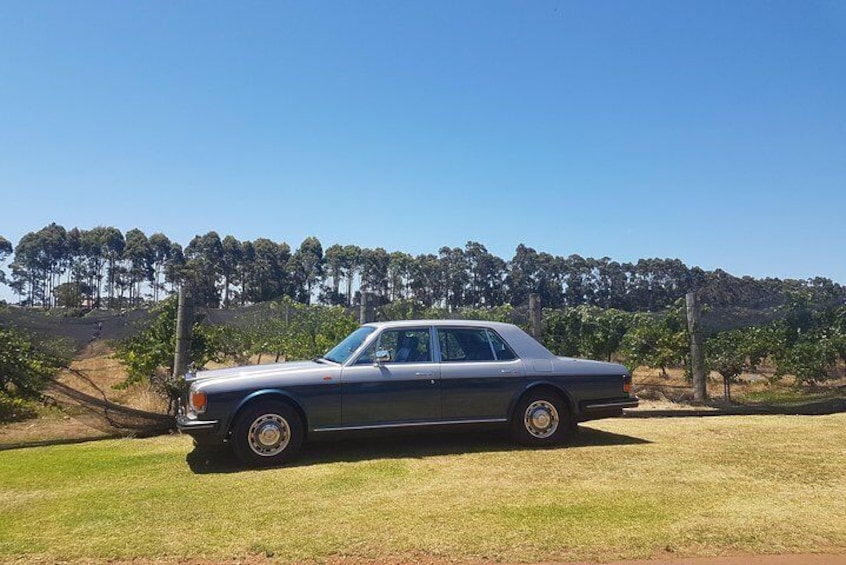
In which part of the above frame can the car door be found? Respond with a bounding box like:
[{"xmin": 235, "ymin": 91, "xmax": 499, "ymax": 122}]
[
  {"xmin": 340, "ymin": 326, "xmax": 441, "ymax": 427},
  {"xmin": 437, "ymin": 326, "xmax": 525, "ymax": 420}
]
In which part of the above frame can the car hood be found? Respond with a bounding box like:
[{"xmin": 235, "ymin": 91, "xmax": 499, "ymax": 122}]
[{"xmin": 186, "ymin": 360, "xmax": 329, "ymax": 384}]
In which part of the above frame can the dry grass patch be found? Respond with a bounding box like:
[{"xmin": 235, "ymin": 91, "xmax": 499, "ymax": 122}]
[{"xmin": 1, "ymin": 414, "xmax": 845, "ymax": 563}]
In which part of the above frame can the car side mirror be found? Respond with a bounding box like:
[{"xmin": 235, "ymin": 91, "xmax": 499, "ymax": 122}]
[{"xmin": 374, "ymin": 349, "xmax": 392, "ymax": 365}]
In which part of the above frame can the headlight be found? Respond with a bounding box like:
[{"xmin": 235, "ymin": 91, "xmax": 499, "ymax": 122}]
[{"xmin": 188, "ymin": 387, "xmax": 207, "ymax": 415}]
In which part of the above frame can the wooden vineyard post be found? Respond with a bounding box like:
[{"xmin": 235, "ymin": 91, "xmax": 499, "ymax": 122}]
[
  {"xmin": 173, "ymin": 284, "xmax": 194, "ymax": 380},
  {"xmin": 686, "ymin": 291, "xmax": 707, "ymax": 403},
  {"xmin": 360, "ymin": 292, "xmax": 375, "ymax": 324},
  {"xmin": 529, "ymin": 293, "xmax": 542, "ymax": 342}
]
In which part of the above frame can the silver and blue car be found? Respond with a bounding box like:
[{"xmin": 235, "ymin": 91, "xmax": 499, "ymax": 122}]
[{"xmin": 177, "ymin": 319, "xmax": 638, "ymax": 466}]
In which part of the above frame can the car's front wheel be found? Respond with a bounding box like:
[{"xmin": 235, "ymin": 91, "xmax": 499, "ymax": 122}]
[
  {"xmin": 511, "ymin": 389, "xmax": 570, "ymax": 446},
  {"xmin": 231, "ymin": 401, "xmax": 303, "ymax": 467}
]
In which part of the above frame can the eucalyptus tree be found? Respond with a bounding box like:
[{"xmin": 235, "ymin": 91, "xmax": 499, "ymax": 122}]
[
  {"xmin": 10, "ymin": 233, "xmax": 44, "ymax": 305},
  {"xmin": 360, "ymin": 247, "xmax": 390, "ymax": 300},
  {"xmin": 561, "ymin": 254, "xmax": 594, "ymax": 307},
  {"xmin": 464, "ymin": 241, "xmax": 506, "ymax": 308},
  {"xmin": 148, "ymin": 232, "xmax": 174, "ymax": 302},
  {"xmin": 80, "ymin": 228, "xmax": 105, "ymax": 306},
  {"xmin": 12, "ymin": 223, "xmax": 68, "ymax": 307},
  {"xmin": 290, "ymin": 236, "xmax": 324, "ymax": 305},
  {"xmin": 64, "ymin": 228, "xmax": 86, "ymax": 303},
  {"xmin": 506, "ymin": 244, "xmax": 563, "ymax": 308},
  {"xmin": 220, "ymin": 235, "xmax": 243, "ymax": 308},
  {"xmin": 342, "ymin": 244, "xmax": 362, "ymax": 306},
  {"xmin": 123, "ymin": 228, "xmax": 153, "ymax": 305},
  {"xmin": 41, "ymin": 223, "xmax": 68, "ymax": 305},
  {"xmin": 238, "ymin": 240, "xmax": 255, "ymax": 305},
  {"xmin": 591, "ymin": 257, "xmax": 629, "ymax": 310},
  {"xmin": 0, "ymin": 235, "xmax": 13, "ymax": 285},
  {"xmin": 99, "ymin": 227, "xmax": 125, "ymax": 306},
  {"xmin": 388, "ymin": 251, "xmax": 414, "ymax": 301},
  {"xmin": 163, "ymin": 242, "xmax": 185, "ymax": 296},
  {"xmin": 438, "ymin": 246, "xmax": 469, "ymax": 310},
  {"xmin": 321, "ymin": 243, "xmax": 346, "ymax": 305},
  {"xmin": 409, "ymin": 253, "xmax": 443, "ymax": 308},
  {"xmin": 184, "ymin": 231, "xmax": 224, "ymax": 307},
  {"xmin": 242, "ymin": 238, "xmax": 290, "ymax": 303}
]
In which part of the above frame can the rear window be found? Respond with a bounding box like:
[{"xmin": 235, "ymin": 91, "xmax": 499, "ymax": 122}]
[{"xmin": 437, "ymin": 327, "xmax": 518, "ymax": 362}]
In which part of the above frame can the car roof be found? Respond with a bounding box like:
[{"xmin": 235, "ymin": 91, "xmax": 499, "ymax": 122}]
[
  {"xmin": 362, "ymin": 319, "xmax": 555, "ymax": 360},
  {"xmin": 364, "ymin": 319, "xmax": 513, "ymax": 330}
]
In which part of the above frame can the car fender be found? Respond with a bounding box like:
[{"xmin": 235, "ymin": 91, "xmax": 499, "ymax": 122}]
[
  {"xmin": 226, "ymin": 389, "xmax": 308, "ymax": 437},
  {"xmin": 508, "ymin": 380, "xmax": 576, "ymax": 419}
]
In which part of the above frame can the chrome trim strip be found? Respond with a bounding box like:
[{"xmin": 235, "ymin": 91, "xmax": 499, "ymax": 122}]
[
  {"xmin": 312, "ymin": 417, "xmax": 509, "ymax": 433},
  {"xmin": 583, "ymin": 399, "xmax": 639, "ymax": 411},
  {"xmin": 176, "ymin": 417, "xmax": 220, "ymax": 431}
]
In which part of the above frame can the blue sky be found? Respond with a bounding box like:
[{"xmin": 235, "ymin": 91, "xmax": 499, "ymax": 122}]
[{"xmin": 1, "ymin": 1, "xmax": 844, "ymax": 288}]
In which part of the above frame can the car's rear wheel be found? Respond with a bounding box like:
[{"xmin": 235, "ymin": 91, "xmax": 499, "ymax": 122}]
[
  {"xmin": 231, "ymin": 401, "xmax": 303, "ymax": 467},
  {"xmin": 511, "ymin": 389, "xmax": 570, "ymax": 446}
]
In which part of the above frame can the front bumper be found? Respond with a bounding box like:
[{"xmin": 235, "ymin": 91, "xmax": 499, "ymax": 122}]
[{"xmin": 176, "ymin": 413, "xmax": 221, "ymax": 436}]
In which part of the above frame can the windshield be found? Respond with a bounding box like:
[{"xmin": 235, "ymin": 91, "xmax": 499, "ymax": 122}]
[{"xmin": 322, "ymin": 326, "xmax": 376, "ymax": 364}]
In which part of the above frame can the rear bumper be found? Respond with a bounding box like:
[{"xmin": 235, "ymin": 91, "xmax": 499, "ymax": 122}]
[
  {"xmin": 578, "ymin": 396, "xmax": 639, "ymax": 421},
  {"xmin": 582, "ymin": 397, "xmax": 639, "ymax": 412}
]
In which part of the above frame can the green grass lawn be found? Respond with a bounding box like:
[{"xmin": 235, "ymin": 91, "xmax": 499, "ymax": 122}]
[{"xmin": 1, "ymin": 414, "xmax": 845, "ymax": 563}]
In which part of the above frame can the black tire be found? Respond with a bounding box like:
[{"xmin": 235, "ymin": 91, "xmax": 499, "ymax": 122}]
[
  {"xmin": 231, "ymin": 401, "xmax": 304, "ymax": 467},
  {"xmin": 511, "ymin": 389, "xmax": 571, "ymax": 447}
]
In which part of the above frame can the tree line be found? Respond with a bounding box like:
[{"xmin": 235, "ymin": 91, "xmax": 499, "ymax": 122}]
[{"xmin": 2, "ymin": 223, "xmax": 845, "ymax": 314}]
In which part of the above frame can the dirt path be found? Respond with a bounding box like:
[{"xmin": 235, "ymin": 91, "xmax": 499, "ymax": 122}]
[
  {"xmin": 573, "ymin": 554, "xmax": 846, "ymax": 565},
  {"xmin": 325, "ymin": 555, "xmax": 846, "ymax": 565}
]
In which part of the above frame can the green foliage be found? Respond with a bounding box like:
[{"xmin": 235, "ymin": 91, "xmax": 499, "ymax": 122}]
[
  {"xmin": 0, "ymin": 326, "xmax": 68, "ymax": 422},
  {"xmin": 619, "ymin": 305, "xmax": 689, "ymax": 374},
  {"xmin": 377, "ymin": 301, "xmax": 514, "ymax": 324},
  {"xmin": 113, "ymin": 296, "xmax": 221, "ymax": 391},
  {"xmin": 705, "ymin": 327, "xmax": 770, "ymax": 400},
  {"xmin": 0, "ymin": 391, "xmax": 38, "ymax": 422},
  {"xmin": 455, "ymin": 304, "xmax": 514, "ymax": 323},
  {"xmin": 114, "ymin": 297, "xmax": 357, "ymax": 410},
  {"xmin": 772, "ymin": 328, "xmax": 843, "ymax": 384},
  {"xmin": 762, "ymin": 295, "xmax": 846, "ymax": 384},
  {"xmin": 239, "ymin": 297, "xmax": 359, "ymax": 361},
  {"xmin": 53, "ymin": 281, "xmax": 94, "ymax": 309},
  {"xmin": 706, "ymin": 329, "xmax": 757, "ymax": 382},
  {"xmin": 377, "ymin": 299, "xmax": 429, "ymax": 321},
  {"xmin": 543, "ymin": 306, "xmax": 633, "ymax": 361}
]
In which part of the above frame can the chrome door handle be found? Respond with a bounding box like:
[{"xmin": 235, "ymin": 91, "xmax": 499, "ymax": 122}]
[
  {"xmin": 500, "ymin": 370, "xmax": 520, "ymax": 374},
  {"xmin": 415, "ymin": 372, "xmax": 434, "ymax": 376}
]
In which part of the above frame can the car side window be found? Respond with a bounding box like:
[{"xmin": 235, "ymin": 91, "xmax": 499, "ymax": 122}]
[
  {"xmin": 438, "ymin": 328, "xmax": 497, "ymax": 362},
  {"xmin": 486, "ymin": 329, "xmax": 517, "ymax": 360},
  {"xmin": 357, "ymin": 328, "xmax": 431, "ymax": 364}
]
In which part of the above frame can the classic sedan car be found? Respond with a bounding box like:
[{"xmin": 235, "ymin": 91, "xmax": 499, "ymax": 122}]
[{"xmin": 177, "ymin": 320, "xmax": 637, "ymax": 466}]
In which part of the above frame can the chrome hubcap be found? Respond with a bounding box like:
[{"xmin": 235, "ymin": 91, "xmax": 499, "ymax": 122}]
[
  {"xmin": 524, "ymin": 400, "xmax": 559, "ymax": 439},
  {"xmin": 248, "ymin": 414, "xmax": 291, "ymax": 457}
]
